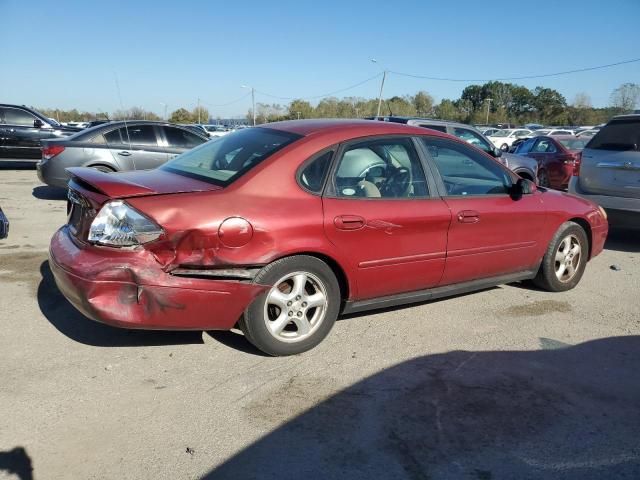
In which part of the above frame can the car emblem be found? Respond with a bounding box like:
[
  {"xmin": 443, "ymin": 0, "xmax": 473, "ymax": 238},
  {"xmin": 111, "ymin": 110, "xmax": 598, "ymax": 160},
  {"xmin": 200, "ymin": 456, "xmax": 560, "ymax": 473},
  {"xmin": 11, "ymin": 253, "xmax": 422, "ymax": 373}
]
[{"xmin": 624, "ymin": 161, "xmax": 634, "ymax": 169}]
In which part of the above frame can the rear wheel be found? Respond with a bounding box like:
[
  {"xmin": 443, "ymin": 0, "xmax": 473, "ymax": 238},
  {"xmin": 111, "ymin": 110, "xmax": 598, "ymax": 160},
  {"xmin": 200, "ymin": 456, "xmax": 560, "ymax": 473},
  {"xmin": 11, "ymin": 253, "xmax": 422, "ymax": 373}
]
[
  {"xmin": 537, "ymin": 169, "xmax": 550, "ymax": 187},
  {"xmin": 240, "ymin": 255, "xmax": 340, "ymax": 356},
  {"xmin": 533, "ymin": 221, "xmax": 588, "ymax": 292}
]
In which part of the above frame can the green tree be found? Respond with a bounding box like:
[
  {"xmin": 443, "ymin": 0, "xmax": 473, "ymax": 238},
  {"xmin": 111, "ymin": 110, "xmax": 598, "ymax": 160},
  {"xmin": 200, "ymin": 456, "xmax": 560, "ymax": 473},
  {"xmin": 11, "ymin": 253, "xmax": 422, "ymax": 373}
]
[
  {"xmin": 434, "ymin": 99, "xmax": 460, "ymax": 121},
  {"xmin": 460, "ymin": 85, "xmax": 486, "ymax": 112},
  {"xmin": 610, "ymin": 83, "xmax": 640, "ymax": 112},
  {"xmin": 532, "ymin": 87, "xmax": 567, "ymax": 124},
  {"xmin": 411, "ymin": 91, "xmax": 434, "ymax": 117},
  {"xmin": 192, "ymin": 106, "xmax": 210, "ymax": 124},
  {"xmin": 288, "ymin": 99, "xmax": 314, "ymax": 119},
  {"xmin": 169, "ymin": 108, "xmax": 193, "ymax": 123}
]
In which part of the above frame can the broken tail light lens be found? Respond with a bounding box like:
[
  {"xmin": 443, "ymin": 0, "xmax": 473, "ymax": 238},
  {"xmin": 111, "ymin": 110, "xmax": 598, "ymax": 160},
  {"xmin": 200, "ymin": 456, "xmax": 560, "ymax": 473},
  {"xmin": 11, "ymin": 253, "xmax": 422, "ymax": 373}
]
[{"xmin": 88, "ymin": 200, "xmax": 163, "ymax": 246}]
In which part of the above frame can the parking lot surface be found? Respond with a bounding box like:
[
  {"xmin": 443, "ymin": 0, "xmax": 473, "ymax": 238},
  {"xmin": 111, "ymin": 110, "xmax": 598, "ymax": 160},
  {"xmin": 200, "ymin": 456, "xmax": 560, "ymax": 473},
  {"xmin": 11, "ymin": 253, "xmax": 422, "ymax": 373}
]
[{"xmin": 1, "ymin": 167, "xmax": 639, "ymax": 479}]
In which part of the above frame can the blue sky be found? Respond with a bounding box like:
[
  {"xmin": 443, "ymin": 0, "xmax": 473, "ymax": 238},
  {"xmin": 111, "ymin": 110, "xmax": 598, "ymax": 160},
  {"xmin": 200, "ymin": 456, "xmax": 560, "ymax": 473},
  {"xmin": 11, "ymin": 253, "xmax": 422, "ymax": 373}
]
[{"xmin": 2, "ymin": 0, "xmax": 639, "ymax": 118}]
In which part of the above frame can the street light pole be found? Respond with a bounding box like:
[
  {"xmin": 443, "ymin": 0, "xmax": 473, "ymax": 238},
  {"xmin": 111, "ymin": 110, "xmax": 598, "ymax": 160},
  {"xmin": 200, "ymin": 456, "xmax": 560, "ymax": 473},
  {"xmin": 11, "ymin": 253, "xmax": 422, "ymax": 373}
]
[
  {"xmin": 242, "ymin": 85, "xmax": 256, "ymax": 126},
  {"xmin": 371, "ymin": 59, "xmax": 387, "ymax": 118},
  {"xmin": 160, "ymin": 102, "xmax": 168, "ymax": 121},
  {"xmin": 197, "ymin": 97, "xmax": 201, "ymax": 124},
  {"xmin": 485, "ymin": 98, "xmax": 493, "ymax": 124}
]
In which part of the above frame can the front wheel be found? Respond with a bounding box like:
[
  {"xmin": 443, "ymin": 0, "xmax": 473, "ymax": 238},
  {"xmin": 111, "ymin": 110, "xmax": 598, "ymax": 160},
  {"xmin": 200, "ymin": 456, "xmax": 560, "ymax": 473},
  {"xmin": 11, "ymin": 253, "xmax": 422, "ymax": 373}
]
[
  {"xmin": 240, "ymin": 255, "xmax": 341, "ymax": 356},
  {"xmin": 533, "ymin": 222, "xmax": 588, "ymax": 292}
]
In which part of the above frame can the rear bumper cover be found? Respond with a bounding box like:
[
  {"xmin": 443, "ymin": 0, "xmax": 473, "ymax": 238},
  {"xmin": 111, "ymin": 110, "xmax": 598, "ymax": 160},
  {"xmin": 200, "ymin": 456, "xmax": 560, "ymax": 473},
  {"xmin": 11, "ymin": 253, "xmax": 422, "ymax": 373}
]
[
  {"xmin": 49, "ymin": 226, "xmax": 268, "ymax": 330},
  {"xmin": 569, "ymin": 177, "xmax": 640, "ymax": 213},
  {"xmin": 37, "ymin": 159, "xmax": 70, "ymax": 188}
]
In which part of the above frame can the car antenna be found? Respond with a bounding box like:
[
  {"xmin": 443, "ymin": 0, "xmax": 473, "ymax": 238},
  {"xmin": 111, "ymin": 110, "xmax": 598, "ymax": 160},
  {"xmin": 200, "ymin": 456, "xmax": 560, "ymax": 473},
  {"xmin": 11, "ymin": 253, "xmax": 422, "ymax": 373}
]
[{"xmin": 114, "ymin": 73, "xmax": 134, "ymax": 170}]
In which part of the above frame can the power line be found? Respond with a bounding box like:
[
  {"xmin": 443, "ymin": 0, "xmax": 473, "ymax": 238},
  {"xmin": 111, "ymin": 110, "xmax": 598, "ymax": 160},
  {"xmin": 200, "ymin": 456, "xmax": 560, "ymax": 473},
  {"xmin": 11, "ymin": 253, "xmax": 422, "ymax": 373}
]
[
  {"xmin": 254, "ymin": 72, "xmax": 383, "ymax": 101},
  {"xmin": 200, "ymin": 91, "xmax": 252, "ymax": 108},
  {"xmin": 389, "ymin": 57, "xmax": 640, "ymax": 82}
]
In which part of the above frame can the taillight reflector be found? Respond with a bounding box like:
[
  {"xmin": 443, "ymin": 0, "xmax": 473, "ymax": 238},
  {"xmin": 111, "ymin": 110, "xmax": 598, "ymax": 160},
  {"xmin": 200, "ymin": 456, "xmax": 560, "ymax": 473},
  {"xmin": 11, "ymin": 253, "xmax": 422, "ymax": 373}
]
[{"xmin": 572, "ymin": 151, "xmax": 582, "ymax": 176}]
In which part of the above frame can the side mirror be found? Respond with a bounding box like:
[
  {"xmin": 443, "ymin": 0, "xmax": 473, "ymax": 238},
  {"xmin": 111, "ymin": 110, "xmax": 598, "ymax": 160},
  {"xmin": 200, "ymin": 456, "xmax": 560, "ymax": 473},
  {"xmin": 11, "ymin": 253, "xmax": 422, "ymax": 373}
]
[
  {"xmin": 33, "ymin": 119, "xmax": 44, "ymax": 128},
  {"xmin": 492, "ymin": 147, "xmax": 502, "ymax": 158},
  {"xmin": 510, "ymin": 177, "xmax": 537, "ymax": 199}
]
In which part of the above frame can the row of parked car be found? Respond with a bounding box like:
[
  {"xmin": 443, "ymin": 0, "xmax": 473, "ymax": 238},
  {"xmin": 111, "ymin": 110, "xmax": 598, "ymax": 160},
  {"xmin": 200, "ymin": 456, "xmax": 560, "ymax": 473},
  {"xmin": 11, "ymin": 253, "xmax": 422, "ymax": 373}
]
[{"xmin": 0, "ymin": 102, "xmax": 637, "ymax": 230}]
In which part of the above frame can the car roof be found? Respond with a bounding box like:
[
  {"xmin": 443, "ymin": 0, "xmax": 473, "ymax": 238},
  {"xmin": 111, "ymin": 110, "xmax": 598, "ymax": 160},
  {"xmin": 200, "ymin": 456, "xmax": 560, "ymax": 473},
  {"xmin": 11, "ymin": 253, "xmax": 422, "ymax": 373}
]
[{"xmin": 264, "ymin": 119, "xmax": 451, "ymax": 138}]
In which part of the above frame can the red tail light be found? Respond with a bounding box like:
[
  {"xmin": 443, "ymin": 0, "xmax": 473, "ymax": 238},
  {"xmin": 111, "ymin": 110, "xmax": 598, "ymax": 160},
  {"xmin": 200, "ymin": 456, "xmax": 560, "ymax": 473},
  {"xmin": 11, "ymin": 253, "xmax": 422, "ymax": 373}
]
[
  {"xmin": 572, "ymin": 151, "xmax": 582, "ymax": 176},
  {"xmin": 42, "ymin": 145, "xmax": 65, "ymax": 160}
]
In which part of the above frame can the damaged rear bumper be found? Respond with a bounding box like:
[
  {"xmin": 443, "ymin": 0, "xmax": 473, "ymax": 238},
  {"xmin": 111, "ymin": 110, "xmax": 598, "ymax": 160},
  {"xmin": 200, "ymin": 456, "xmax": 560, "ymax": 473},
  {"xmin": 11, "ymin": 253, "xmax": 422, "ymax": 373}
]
[{"xmin": 49, "ymin": 226, "xmax": 268, "ymax": 330}]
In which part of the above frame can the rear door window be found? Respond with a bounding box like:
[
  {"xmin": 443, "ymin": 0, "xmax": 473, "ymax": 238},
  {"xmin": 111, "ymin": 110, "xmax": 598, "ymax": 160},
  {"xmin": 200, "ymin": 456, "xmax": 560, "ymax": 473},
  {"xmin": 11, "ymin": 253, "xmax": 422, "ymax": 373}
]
[
  {"xmin": 104, "ymin": 125, "xmax": 158, "ymax": 146},
  {"xmin": 515, "ymin": 137, "xmax": 536, "ymax": 154},
  {"xmin": 452, "ymin": 127, "xmax": 493, "ymax": 154},
  {"xmin": 587, "ymin": 119, "xmax": 640, "ymax": 151},
  {"xmin": 162, "ymin": 126, "xmax": 205, "ymax": 149}
]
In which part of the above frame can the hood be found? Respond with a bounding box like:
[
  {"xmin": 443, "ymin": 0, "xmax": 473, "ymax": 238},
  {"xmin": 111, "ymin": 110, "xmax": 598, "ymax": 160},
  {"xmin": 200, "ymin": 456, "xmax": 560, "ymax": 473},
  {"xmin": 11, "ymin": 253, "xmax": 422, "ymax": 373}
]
[{"xmin": 67, "ymin": 167, "xmax": 222, "ymax": 199}]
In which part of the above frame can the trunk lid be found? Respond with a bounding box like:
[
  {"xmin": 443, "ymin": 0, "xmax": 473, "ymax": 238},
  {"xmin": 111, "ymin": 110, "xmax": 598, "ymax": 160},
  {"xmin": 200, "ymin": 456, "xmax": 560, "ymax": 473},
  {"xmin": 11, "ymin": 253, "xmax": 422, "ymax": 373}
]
[{"xmin": 67, "ymin": 167, "xmax": 222, "ymax": 199}]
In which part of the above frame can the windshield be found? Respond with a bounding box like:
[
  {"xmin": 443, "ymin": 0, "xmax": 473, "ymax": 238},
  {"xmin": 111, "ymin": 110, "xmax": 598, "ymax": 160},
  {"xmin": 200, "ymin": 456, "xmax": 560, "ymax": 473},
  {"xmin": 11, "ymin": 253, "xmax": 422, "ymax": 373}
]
[
  {"xmin": 532, "ymin": 130, "xmax": 550, "ymax": 136},
  {"xmin": 162, "ymin": 127, "xmax": 302, "ymax": 185},
  {"xmin": 558, "ymin": 138, "xmax": 588, "ymax": 150},
  {"xmin": 490, "ymin": 129, "xmax": 511, "ymax": 137}
]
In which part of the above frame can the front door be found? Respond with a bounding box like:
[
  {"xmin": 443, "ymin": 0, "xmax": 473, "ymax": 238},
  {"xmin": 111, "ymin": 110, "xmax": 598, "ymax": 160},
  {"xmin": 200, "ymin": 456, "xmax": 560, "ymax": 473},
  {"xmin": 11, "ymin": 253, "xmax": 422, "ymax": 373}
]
[
  {"xmin": 418, "ymin": 136, "xmax": 547, "ymax": 286},
  {"xmin": 322, "ymin": 136, "xmax": 451, "ymax": 300}
]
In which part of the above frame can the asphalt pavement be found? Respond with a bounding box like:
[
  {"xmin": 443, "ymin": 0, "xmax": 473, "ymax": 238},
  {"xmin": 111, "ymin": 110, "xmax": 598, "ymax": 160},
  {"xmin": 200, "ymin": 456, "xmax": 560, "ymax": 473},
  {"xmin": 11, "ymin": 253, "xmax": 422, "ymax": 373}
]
[{"xmin": 0, "ymin": 166, "xmax": 639, "ymax": 480}]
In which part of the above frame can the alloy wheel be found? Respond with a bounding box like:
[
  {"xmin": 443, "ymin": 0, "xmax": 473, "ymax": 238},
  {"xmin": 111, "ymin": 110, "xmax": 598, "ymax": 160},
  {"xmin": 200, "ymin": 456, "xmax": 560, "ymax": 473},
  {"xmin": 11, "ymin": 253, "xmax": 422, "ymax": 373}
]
[
  {"xmin": 554, "ymin": 234, "xmax": 582, "ymax": 283},
  {"xmin": 263, "ymin": 271, "xmax": 328, "ymax": 343}
]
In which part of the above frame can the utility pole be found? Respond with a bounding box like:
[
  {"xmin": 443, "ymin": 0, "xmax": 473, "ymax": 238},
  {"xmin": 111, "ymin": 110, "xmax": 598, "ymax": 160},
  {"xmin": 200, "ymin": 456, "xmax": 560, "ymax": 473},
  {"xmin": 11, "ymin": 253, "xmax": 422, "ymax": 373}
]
[
  {"xmin": 296, "ymin": 111, "xmax": 301, "ymax": 120},
  {"xmin": 197, "ymin": 97, "xmax": 201, "ymax": 124},
  {"xmin": 242, "ymin": 85, "xmax": 256, "ymax": 126},
  {"xmin": 486, "ymin": 98, "xmax": 493, "ymax": 124},
  {"xmin": 160, "ymin": 103, "xmax": 168, "ymax": 121},
  {"xmin": 371, "ymin": 59, "xmax": 387, "ymax": 118}
]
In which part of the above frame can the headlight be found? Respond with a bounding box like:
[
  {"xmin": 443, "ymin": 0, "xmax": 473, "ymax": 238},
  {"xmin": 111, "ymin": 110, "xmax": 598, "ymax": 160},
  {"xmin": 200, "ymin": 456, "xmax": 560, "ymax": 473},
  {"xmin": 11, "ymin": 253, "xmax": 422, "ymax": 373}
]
[{"xmin": 89, "ymin": 200, "xmax": 163, "ymax": 246}]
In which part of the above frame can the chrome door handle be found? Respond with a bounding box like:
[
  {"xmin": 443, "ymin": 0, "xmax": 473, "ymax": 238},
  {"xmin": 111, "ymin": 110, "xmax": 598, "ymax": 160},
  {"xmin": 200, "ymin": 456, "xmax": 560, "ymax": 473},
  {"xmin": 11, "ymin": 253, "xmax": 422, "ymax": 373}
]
[
  {"xmin": 457, "ymin": 210, "xmax": 480, "ymax": 224},
  {"xmin": 118, "ymin": 151, "xmax": 132, "ymax": 156}
]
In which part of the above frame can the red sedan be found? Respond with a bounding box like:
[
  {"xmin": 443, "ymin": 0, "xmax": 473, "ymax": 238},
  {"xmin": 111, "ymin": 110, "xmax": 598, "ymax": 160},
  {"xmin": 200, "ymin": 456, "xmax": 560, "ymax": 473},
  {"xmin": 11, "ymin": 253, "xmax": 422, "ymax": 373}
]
[
  {"xmin": 49, "ymin": 120, "xmax": 608, "ymax": 355},
  {"xmin": 514, "ymin": 135, "xmax": 588, "ymax": 190}
]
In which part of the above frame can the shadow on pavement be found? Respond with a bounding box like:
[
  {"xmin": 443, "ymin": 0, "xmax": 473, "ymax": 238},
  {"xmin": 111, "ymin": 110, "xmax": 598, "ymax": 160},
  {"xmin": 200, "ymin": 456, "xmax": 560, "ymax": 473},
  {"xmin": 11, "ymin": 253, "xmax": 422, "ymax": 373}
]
[
  {"xmin": 604, "ymin": 227, "xmax": 640, "ymax": 253},
  {"xmin": 205, "ymin": 336, "xmax": 640, "ymax": 480},
  {"xmin": 38, "ymin": 261, "xmax": 204, "ymax": 347},
  {"xmin": 0, "ymin": 447, "xmax": 33, "ymax": 480},
  {"xmin": 32, "ymin": 185, "xmax": 67, "ymax": 201},
  {"xmin": 0, "ymin": 160, "xmax": 37, "ymax": 170}
]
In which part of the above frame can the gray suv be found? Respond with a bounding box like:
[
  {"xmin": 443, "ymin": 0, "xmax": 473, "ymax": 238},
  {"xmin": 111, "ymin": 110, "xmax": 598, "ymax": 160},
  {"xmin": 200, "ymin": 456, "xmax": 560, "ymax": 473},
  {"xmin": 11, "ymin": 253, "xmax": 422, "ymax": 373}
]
[
  {"xmin": 569, "ymin": 115, "xmax": 640, "ymax": 227},
  {"xmin": 369, "ymin": 117, "xmax": 538, "ymax": 181},
  {"xmin": 37, "ymin": 121, "xmax": 208, "ymax": 188}
]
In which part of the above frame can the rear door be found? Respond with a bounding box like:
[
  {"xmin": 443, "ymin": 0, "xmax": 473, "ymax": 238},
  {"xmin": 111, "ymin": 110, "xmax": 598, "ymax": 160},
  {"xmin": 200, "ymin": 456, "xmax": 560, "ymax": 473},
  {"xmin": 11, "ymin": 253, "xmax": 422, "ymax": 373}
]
[
  {"xmin": 418, "ymin": 136, "xmax": 547, "ymax": 285},
  {"xmin": 579, "ymin": 118, "xmax": 640, "ymax": 199},
  {"xmin": 104, "ymin": 124, "xmax": 167, "ymax": 170},
  {"xmin": 159, "ymin": 125, "xmax": 207, "ymax": 161},
  {"xmin": 322, "ymin": 136, "xmax": 451, "ymax": 299}
]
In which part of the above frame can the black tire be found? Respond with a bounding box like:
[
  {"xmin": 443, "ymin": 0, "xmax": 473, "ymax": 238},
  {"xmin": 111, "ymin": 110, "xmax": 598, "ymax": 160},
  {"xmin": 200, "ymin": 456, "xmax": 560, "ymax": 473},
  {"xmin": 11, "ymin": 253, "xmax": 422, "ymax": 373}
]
[
  {"xmin": 533, "ymin": 221, "xmax": 588, "ymax": 292},
  {"xmin": 537, "ymin": 169, "xmax": 550, "ymax": 188},
  {"xmin": 240, "ymin": 255, "xmax": 340, "ymax": 356}
]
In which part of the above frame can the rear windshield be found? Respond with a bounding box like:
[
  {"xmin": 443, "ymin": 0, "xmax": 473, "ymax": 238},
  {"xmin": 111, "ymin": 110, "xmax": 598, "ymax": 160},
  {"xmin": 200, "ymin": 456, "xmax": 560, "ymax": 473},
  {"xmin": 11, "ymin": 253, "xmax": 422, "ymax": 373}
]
[
  {"xmin": 162, "ymin": 127, "xmax": 302, "ymax": 185},
  {"xmin": 586, "ymin": 119, "xmax": 640, "ymax": 151},
  {"xmin": 558, "ymin": 138, "xmax": 588, "ymax": 150}
]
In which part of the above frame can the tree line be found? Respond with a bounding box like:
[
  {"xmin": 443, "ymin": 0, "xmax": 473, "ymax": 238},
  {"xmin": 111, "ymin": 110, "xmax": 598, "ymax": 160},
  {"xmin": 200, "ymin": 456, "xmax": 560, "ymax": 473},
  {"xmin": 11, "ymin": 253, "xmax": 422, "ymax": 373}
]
[
  {"xmin": 35, "ymin": 82, "xmax": 639, "ymax": 127},
  {"xmin": 248, "ymin": 82, "xmax": 640, "ymax": 126}
]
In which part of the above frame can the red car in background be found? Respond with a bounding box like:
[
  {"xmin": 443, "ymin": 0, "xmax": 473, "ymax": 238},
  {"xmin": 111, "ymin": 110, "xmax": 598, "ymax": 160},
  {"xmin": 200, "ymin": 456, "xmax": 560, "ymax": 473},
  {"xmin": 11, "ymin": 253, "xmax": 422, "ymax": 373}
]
[
  {"xmin": 49, "ymin": 120, "xmax": 608, "ymax": 356},
  {"xmin": 514, "ymin": 135, "xmax": 588, "ymax": 190}
]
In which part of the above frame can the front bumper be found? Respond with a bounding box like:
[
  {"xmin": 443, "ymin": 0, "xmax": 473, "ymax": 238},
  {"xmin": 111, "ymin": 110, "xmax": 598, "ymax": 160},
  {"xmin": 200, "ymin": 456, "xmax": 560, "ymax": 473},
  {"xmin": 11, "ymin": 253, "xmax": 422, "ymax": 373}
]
[{"xmin": 49, "ymin": 226, "xmax": 268, "ymax": 330}]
